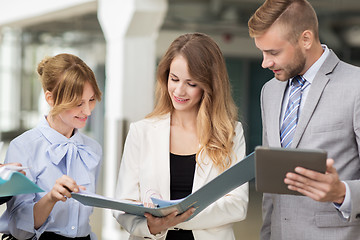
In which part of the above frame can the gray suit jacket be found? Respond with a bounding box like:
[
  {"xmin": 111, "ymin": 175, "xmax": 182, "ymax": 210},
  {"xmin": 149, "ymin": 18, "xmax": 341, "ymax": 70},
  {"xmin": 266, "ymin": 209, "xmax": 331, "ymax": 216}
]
[{"xmin": 260, "ymin": 50, "xmax": 360, "ymax": 240}]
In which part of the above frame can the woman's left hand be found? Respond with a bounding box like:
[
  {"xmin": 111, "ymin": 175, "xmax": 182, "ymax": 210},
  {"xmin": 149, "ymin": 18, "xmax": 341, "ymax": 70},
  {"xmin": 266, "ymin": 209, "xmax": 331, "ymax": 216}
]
[{"xmin": 144, "ymin": 208, "xmax": 195, "ymax": 235}]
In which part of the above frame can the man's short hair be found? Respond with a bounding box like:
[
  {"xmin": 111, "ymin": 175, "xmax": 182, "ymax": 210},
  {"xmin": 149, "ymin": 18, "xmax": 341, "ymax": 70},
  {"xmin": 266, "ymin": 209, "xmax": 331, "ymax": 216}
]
[{"xmin": 248, "ymin": 0, "xmax": 319, "ymax": 44}]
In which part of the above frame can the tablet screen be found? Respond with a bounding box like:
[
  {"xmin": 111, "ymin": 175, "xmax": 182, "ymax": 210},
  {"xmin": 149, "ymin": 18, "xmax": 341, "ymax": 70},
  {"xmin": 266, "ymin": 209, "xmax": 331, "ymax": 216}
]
[{"xmin": 255, "ymin": 146, "xmax": 327, "ymax": 195}]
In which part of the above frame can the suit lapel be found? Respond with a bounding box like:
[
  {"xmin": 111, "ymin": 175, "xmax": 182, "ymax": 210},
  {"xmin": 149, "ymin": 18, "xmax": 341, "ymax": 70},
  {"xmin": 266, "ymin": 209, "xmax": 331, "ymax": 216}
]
[
  {"xmin": 268, "ymin": 80, "xmax": 288, "ymax": 147},
  {"xmin": 151, "ymin": 115, "xmax": 220, "ymax": 196},
  {"xmin": 192, "ymin": 153, "xmax": 214, "ymax": 192},
  {"xmin": 291, "ymin": 75, "xmax": 329, "ymax": 147},
  {"xmin": 292, "ymin": 51, "xmax": 339, "ymax": 147},
  {"xmin": 150, "ymin": 115, "xmax": 172, "ymax": 200},
  {"xmin": 150, "ymin": 114, "xmax": 214, "ymax": 198}
]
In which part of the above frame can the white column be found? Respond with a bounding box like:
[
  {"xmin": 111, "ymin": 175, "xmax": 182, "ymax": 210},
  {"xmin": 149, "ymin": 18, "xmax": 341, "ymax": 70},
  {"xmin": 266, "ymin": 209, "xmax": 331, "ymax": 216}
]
[
  {"xmin": 97, "ymin": 1, "xmax": 167, "ymax": 239},
  {"xmin": 0, "ymin": 27, "xmax": 22, "ymax": 136}
]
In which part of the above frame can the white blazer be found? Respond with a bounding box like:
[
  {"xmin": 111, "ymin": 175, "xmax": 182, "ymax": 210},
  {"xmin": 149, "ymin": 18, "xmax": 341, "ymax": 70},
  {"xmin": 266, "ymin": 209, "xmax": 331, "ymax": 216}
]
[{"xmin": 113, "ymin": 114, "xmax": 249, "ymax": 240}]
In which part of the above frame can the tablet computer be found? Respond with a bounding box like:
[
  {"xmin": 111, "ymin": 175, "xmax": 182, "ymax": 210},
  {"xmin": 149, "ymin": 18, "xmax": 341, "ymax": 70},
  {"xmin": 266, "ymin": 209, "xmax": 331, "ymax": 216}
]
[{"xmin": 255, "ymin": 146, "xmax": 327, "ymax": 195}]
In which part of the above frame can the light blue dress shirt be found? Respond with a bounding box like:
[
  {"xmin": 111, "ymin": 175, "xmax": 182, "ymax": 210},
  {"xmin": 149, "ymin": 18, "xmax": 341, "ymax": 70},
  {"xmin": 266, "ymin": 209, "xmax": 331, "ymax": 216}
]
[{"xmin": 0, "ymin": 116, "xmax": 102, "ymax": 239}]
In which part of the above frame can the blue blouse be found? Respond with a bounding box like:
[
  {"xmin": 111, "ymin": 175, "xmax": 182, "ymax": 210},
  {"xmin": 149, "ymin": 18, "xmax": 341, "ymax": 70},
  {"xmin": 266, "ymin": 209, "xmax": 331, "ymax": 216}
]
[{"xmin": 0, "ymin": 116, "xmax": 102, "ymax": 239}]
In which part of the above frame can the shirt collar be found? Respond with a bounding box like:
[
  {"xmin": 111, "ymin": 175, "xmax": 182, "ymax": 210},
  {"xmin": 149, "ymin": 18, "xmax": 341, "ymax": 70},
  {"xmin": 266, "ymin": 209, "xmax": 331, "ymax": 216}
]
[
  {"xmin": 289, "ymin": 44, "xmax": 330, "ymax": 85},
  {"xmin": 37, "ymin": 116, "xmax": 83, "ymax": 145}
]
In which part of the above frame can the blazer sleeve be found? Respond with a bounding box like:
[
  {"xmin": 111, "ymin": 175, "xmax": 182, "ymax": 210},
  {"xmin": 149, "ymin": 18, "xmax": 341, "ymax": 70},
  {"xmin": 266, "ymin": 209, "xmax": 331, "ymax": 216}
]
[
  {"xmin": 112, "ymin": 123, "xmax": 164, "ymax": 239},
  {"xmin": 261, "ymin": 83, "xmax": 269, "ymax": 147},
  {"xmin": 175, "ymin": 122, "xmax": 249, "ymax": 230},
  {"xmin": 259, "ymin": 83, "xmax": 273, "ymax": 240},
  {"xmin": 346, "ymin": 93, "xmax": 360, "ymax": 222}
]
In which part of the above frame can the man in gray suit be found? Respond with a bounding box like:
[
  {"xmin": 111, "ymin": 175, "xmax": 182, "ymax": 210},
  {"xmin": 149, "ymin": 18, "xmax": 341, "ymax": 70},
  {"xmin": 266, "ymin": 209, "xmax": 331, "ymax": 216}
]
[{"xmin": 248, "ymin": 0, "xmax": 360, "ymax": 239}]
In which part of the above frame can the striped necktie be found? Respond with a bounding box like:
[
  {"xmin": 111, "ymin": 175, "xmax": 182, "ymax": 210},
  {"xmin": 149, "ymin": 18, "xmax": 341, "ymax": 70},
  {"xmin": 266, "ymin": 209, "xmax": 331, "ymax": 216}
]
[{"xmin": 280, "ymin": 75, "xmax": 307, "ymax": 148}]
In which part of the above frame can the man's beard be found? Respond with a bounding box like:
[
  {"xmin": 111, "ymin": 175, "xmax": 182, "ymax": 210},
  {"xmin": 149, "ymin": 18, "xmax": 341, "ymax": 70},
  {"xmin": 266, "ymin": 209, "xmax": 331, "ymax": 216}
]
[{"xmin": 274, "ymin": 48, "xmax": 306, "ymax": 81}]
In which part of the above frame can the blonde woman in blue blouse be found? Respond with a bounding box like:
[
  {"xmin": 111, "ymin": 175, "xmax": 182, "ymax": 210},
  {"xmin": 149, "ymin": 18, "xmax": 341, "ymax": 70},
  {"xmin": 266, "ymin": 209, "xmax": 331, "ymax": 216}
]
[{"xmin": 0, "ymin": 53, "xmax": 102, "ymax": 240}]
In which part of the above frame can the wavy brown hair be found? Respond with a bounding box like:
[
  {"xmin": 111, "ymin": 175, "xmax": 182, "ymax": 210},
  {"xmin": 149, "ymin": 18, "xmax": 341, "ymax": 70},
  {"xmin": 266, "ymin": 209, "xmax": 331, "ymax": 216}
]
[
  {"xmin": 147, "ymin": 33, "xmax": 238, "ymax": 172},
  {"xmin": 37, "ymin": 53, "xmax": 102, "ymax": 117}
]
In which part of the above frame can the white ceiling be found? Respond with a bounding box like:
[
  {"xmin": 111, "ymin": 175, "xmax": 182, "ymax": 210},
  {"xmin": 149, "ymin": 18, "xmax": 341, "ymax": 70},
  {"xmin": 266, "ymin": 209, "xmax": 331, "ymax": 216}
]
[{"xmin": 17, "ymin": 0, "xmax": 360, "ymax": 49}]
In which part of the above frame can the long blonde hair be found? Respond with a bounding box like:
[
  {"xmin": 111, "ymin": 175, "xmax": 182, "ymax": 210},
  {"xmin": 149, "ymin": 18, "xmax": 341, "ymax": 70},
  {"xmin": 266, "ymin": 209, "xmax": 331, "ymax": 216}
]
[
  {"xmin": 147, "ymin": 33, "xmax": 238, "ymax": 172},
  {"xmin": 37, "ymin": 53, "xmax": 102, "ymax": 117}
]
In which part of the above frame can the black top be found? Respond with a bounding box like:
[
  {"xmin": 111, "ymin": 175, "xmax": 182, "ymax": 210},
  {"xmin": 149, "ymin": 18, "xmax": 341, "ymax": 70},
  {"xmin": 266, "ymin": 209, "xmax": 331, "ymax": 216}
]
[
  {"xmin": 166, "ymin": 153, "xmax": 196, "ymax": 240},
  {"xmin": 169, "ymin": 152, "xmax": 196, "ymax": 200},
  {"xmin": 0, "ymin": 196, "xmax": 11, "ymax": 205}
]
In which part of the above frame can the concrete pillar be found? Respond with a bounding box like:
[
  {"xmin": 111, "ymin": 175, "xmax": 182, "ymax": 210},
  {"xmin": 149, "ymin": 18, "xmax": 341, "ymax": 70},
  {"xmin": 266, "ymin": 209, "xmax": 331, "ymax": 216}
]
[
  {"xmin": 97, "ymin": 1, "xmax": 167, "ymax": 239},
  {"xmin": 0, "ymin": 27, "xmax": 22, "ymax": 137}
]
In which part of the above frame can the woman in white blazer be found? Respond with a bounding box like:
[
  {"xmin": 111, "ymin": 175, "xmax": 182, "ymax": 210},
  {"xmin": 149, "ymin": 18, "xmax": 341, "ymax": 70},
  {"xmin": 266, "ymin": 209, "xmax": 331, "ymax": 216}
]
[{"xmin": 113, "ymin": 33, "xmax": 249, "ymax": 240}]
